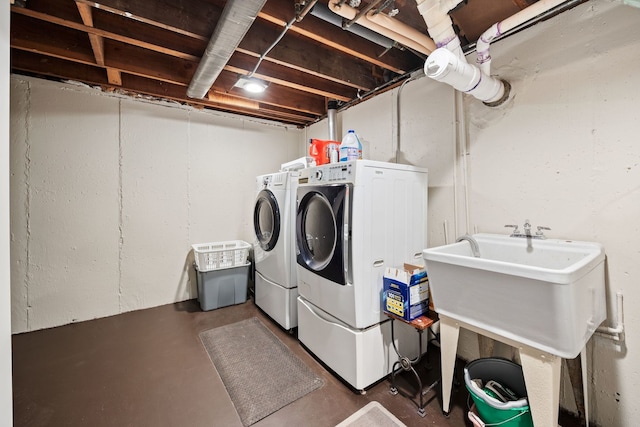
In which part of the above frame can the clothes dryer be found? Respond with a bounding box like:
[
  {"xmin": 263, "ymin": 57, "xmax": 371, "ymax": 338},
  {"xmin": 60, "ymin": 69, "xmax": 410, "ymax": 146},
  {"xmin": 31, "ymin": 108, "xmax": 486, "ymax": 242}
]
[
  {"xmin": 295, "ymin": 160, "xmax": 428, "ymax": 390},
  {"xmin": 253, "ymin": 170, "xmax": 298, "ymax": 330}
]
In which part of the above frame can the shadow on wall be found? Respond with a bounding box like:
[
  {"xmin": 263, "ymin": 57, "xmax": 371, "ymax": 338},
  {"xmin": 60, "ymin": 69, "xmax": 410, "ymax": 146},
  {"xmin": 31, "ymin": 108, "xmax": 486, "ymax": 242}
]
[{"xmin": 174, "ymin": 250, "xmax": 198, "ymax": 312}]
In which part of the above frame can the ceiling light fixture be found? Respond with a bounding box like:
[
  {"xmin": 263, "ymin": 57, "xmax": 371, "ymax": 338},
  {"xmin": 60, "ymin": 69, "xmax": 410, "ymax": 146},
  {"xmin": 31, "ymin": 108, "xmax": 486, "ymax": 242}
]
[{"xmin": 235, "ymin": 76, "xmax": 269, "ymax": 94}]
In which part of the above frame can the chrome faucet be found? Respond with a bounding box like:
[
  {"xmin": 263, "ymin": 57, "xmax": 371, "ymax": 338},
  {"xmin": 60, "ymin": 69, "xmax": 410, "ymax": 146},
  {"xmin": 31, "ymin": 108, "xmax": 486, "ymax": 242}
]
[
  {"xmin": 505, "ymin": 220, "xmax": 550, "ymax": 239},
  {"xmin": 456, "ymin": 234, "xmax": 480, "ymax": 257}
]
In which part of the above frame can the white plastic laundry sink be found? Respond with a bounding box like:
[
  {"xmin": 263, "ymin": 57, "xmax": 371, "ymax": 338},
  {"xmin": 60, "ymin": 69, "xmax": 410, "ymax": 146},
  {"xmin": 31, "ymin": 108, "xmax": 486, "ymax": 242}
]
[{"xmin": 423, "ymin": 233, "xmax": 606, "ymax": 358}]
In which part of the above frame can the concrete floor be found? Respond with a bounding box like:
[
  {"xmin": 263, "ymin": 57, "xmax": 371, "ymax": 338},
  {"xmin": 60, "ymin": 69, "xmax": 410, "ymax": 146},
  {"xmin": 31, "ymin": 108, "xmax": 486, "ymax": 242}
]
[{"xmin": 12, "ymin": 297, "xmax": 585, "ymax": 426}]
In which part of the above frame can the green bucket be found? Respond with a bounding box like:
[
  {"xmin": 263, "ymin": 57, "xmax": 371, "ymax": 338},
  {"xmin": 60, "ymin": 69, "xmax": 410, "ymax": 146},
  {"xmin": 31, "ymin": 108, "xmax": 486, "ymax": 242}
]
[{"xmin": 464, "ymin": 358, "xmax": 534, "ymax": 427}]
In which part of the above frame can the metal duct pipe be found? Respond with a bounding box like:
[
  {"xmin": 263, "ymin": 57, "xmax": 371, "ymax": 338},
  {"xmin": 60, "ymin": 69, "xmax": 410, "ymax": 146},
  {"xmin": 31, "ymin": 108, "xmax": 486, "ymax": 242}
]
[
  {"xmin": 187, "ymin": 0, "xmax": 267, "ymax": 99},
  {"xmin": 327, "ymin": 100, "xmax": 339, "ymax": 141},
  {"xmin": 310, "ymin": 3, "xmax": 394, "ymax": 48}
]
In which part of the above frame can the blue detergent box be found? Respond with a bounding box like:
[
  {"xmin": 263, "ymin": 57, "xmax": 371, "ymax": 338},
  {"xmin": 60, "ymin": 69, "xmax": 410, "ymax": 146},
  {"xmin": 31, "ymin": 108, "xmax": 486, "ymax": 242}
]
[{"xmin": 383, "ymin": 263, "xmax": 429, "ymax": 321}]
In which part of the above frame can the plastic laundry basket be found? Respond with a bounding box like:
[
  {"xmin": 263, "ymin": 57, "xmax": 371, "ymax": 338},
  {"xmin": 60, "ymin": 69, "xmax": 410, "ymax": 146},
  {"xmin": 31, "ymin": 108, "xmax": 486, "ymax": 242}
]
[{"xmin": 464, "ymin": 358, "xmax": 534, "ymax": 427}]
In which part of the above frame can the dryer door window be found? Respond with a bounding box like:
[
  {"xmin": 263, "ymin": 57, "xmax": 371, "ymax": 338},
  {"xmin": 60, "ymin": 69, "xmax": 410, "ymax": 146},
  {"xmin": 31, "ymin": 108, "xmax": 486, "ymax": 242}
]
[
  {"xmin": 299, "ymin": 193, "xmax": 336, "ymax": 270},
  {"xmin": 254, "ymin": 189, "xmax": 280, "ymax": 251},
  {"xmin": 296, "ymin": 184, "xmax": 350, "ymax": 285}
]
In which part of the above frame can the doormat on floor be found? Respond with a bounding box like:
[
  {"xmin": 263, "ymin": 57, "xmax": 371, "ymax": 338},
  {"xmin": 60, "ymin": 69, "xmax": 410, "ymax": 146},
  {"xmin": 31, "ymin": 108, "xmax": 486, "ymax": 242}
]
[
  {"xmin": 335, "ymin": 401, "xmax": 407, "ymax": 427},
  {"xmin": 199, "ymin": 317, "xmax": 323, "ymax": 426}
]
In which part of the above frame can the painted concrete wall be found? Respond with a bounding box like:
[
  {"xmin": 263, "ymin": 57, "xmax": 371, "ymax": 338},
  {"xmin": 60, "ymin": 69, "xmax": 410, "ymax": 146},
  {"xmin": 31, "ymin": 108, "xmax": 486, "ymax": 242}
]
[
  {"xmin": 9, "ymin": 1, "xmax": 640, "ymax": 424},
  {"xmin": 307, "ymin": 78, "xmax": 458, "ymax": 250},
  {"xmin": 463, "ymin": 3, "xmax": 640, "ymax": 425},
  {"xmin": 309, "ymin": 2, "xmax": 639, "ymax": 425},
  {"xmin": 10, "ymin": 77, "xmax": 303, "ymax": 333},
  {"xmin": 1, "ymin": 0, "xmax": 14, "ymax": 423}
]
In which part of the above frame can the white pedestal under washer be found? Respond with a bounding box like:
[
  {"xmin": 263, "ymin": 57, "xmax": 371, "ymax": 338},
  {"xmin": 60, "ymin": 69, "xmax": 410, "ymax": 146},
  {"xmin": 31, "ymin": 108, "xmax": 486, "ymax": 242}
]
[
  {"xmin": 295, "ymin": 160, "xmax": 429, "ymax": 390},
  {"xmin": 253, "ymin": 171, "xmax": 298, "ymax": 330}
]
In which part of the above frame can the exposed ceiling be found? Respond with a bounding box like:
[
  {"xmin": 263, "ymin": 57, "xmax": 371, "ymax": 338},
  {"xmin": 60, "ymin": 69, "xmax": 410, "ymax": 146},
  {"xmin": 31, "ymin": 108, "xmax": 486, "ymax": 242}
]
[{"xmin": 9, "ymin": 0, "xmax": 583, "ymax": 127}]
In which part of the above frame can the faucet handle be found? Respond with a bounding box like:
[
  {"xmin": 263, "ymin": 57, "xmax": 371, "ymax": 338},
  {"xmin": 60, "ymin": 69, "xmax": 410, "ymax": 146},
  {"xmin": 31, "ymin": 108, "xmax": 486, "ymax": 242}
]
[
  {"xmin": 536, "ymin": 225, "xmax": 551, "ymax": 237},
  {"xmin": 504, "ymin": 224, "xmax": 519, "ymax": 236}
]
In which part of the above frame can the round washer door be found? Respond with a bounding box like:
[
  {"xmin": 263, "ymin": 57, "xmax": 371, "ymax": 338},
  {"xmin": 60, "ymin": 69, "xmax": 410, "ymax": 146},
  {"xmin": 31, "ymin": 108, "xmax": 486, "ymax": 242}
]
[
  {"xmin": 297, "ymin": 192, "xmax": 337, "ymax": 271},
  {"xmin": 296, "ymin": 183, "xmax": 349, "ymax": 286},
  {"xmin": 254, "ymin": 189, "xmax": 281, "ymax": 252}
]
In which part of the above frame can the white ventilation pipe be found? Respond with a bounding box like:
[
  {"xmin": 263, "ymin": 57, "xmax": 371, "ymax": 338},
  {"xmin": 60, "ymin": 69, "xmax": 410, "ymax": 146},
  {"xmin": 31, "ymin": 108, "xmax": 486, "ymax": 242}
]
[
  {"xmin": 187, "ymin": 0, "xmax": 267, "ymax": 99},
  {"xmin": 415, "ymin": 0, "xmax": 464, "ymax": 56},
  {"xmin": 414, "ymin": 0, "xmax": 509, "ymax": 106},
  {"xmin": 425, "ymin": 47, "xmax": 507, "ymax": 104},
  {"xmin": 476, "ymin": 0, "xmax": 567, "ymax": 75},
  {"xmin": 328, "ymin": 1, "xmax": 436, "ymax": 55}
]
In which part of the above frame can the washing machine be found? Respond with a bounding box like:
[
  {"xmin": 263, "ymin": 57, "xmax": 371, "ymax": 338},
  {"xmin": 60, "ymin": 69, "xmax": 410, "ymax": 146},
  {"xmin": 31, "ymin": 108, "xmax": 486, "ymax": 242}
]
[
  {"xmin": 253, "ymin": 170, "xmax": 299, "ymax": 330},
  {"xmin": 295, "ymin": 160, "xmax": 429, "ymax": 390}
]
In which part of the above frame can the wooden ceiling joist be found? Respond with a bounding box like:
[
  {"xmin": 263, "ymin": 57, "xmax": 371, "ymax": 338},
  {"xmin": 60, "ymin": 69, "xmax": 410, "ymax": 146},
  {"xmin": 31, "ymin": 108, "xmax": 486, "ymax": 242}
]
[{"xmin": 75, "ymin": 1, "xmax": 122, "ymax": 85}]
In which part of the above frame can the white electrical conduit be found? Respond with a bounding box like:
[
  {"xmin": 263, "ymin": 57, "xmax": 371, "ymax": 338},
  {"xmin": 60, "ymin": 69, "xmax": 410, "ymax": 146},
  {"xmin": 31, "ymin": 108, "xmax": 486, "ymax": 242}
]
[
  {"xmin": 328, "ymin": 1, "xmax": 436, "ymax": 55},
  {"xmin": 476, "ymin": 0, "xmax": 568, "ymax": 75},
  {"xmin": 248, "ymin": 16, "xmax": 296, "ymax": 78}
]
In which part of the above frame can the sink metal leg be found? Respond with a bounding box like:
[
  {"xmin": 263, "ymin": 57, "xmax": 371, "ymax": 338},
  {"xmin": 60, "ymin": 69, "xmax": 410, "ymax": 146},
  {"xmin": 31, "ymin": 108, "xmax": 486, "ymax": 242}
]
[
  {"xmin": 581, "ymin": 347, "xmax": 590, "ymax": 427},
  {"xmin": 439, "ymin": 316, "xmax": 460, "ymax": 414},
  {"xmin": 519, "ymin": 345, "xmax": 562, "ymax": 427}
]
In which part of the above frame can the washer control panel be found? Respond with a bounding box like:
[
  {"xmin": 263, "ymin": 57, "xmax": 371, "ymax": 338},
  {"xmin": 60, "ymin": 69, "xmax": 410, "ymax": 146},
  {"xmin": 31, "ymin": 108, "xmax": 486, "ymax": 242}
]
[{"xmin": 307, "ymin": 162, "xmax": 353, "ymax": 183}]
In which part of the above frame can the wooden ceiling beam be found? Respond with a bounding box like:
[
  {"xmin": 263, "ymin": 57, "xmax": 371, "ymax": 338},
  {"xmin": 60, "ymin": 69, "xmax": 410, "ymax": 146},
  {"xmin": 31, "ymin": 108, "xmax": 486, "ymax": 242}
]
[
  {"xmin": 214, "ymin": 71, "xmax": 327, "ymax": 116},
  {"xmin": 11, "ymin": 16, "xmax": 334, "ymax": 114},
  {"xmin": 259, "ymin": 0, "xmax": 423, "ymax": 75},
  {"xmin": 11, "ymin": 6, "xmax": 201, "ymax": 62},
  {"xmin": 118, "ymin": 74, "xmax": 316, "ymax": 125},
  {"xmin": 239, "ymin": 20, "xmax": 379, "ymax": 91},
  {"xmin": 11, "ymin": 50, "xmax": 313, "ymax": 125},
  {"xmin": 11, "ymin": 32, "xmax": 326, "ymax": 118},
  {"xmin": 90, "ymin": 7, "xmax": 207, "ymax": 58},
  {"xmin": 75, "ymin": 1, "xmax": 122, "ymax": 85},
  {"xmin": 225, "ymin": 51, "xmax": 355, "ymax": 102},
  {"xmin": 74, "ymin": 0, "xmax": 420, "ymax": 76},
  {"xmin": 11, "ymin": 16, "xmax": 197, "ymax": 85},
  {"xmin": 74, "ymin": 0, "xmax": 215, "ymax": 41},
  {"xmin": 11, "ymin": 13, "xmax": 96, "ymax": 63},
  {"xmin": 11, "ymin": 3, "xmax": 377, "ymax": 92}
]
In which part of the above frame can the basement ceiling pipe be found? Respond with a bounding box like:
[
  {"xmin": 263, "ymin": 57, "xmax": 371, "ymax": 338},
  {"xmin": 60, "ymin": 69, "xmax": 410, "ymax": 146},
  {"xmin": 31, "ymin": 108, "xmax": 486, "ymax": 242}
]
[
  {"xmin": 416, "ymin": 0, "xmax": 509, "ymax": 106},
  {"xmin": 415, "ymin": 0, "xmax": 463, "ymax": 55},
  {"xmin": 328, "ymin": 1, "xmax": 436, "ymax": 55},
  {"xmin": 424, "ymin": 48, "xmax": 507, "ymax": 104},
  {"xmin": 311, "ymin": 2, "xmax": 395, "ymax": 49},
  {"xmin": 327, "ymin": 100, "xmax": 339, "ymax": 141},
  {"xmin": 187, "ymin": 0, "xmax": 267, "ymax": 99},
  {"xmin": 476, "ymin": 0, "xmax": 573, "ymax": 75}
]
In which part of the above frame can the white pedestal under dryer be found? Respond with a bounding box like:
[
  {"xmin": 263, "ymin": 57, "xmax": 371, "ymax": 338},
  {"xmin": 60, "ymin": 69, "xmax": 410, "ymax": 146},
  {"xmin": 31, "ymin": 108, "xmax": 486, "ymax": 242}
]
[
  {"xmin": 253, "ymin": 170, "xmax": 298, "ymax": 330},
  {"xmin": 295, "ymin": 160, "xmax": 429, "ymax": 390}
]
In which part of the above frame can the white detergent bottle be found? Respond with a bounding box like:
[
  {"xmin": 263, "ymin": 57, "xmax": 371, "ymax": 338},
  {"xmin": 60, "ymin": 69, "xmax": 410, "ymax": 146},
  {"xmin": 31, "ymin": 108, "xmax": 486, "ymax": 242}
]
[{"xmin": 339, "ymin": 130, "xmax": 362, "ymax": 162}]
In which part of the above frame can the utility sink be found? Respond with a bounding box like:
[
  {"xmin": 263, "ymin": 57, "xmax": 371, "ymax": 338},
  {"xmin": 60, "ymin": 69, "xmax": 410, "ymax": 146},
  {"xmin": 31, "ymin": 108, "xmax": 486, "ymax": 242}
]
[{"xmin": 423, "ymin": 233, "xmax": 606, "ymax": 358}]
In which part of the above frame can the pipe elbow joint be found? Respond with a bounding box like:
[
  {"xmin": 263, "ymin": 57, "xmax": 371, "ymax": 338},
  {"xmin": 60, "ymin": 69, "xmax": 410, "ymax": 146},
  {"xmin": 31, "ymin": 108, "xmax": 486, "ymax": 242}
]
[{"xmin": 424, "ymin": 47, "xmax": 510, "ymax": 106}]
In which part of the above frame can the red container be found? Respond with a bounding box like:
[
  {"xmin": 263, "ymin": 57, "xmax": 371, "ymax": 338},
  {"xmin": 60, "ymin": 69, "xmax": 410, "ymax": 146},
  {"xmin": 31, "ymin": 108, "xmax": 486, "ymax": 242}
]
[{"xmin": 309, "ymin": 139, "xmax": 339, "ymax": 165}]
